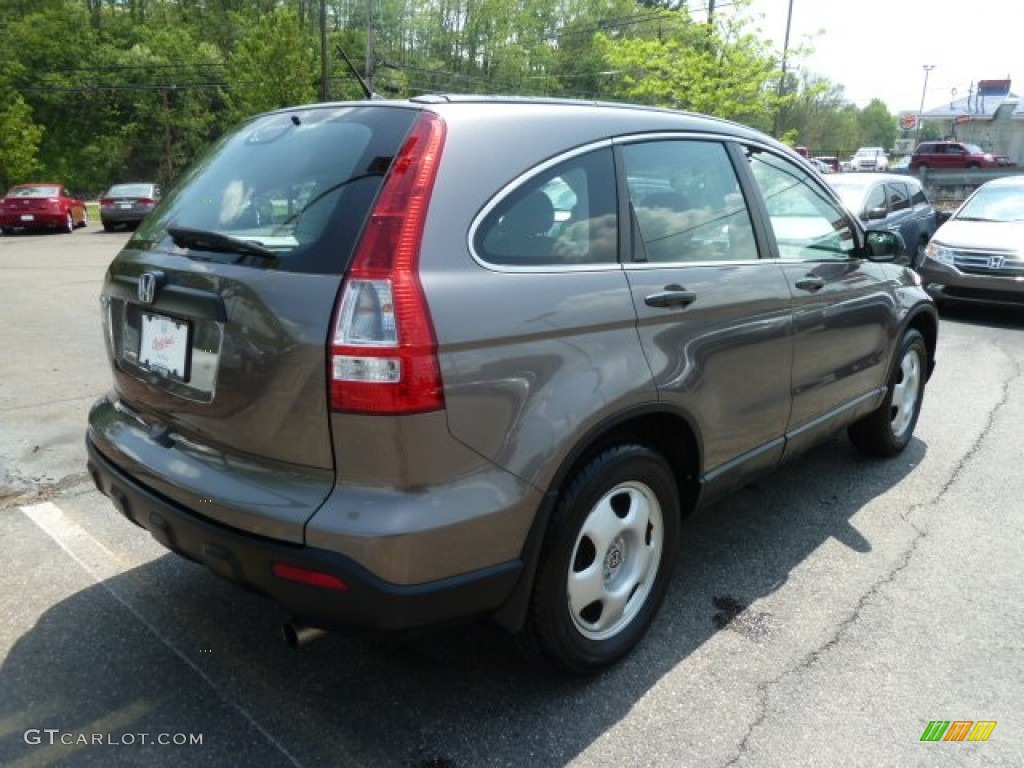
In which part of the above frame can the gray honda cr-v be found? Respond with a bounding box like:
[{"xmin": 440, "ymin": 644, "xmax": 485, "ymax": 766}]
[{"xmin": 87, "ymin": 95, "xmax": 938, "ymax": 673}]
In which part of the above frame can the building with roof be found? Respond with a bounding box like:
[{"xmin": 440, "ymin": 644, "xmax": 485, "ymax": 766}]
[{"xmin": 917, "ymin": 79, "xmax": 1023, "ymax": 163}]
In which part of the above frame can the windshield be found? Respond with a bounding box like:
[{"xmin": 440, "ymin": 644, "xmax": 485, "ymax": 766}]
[
  {"xmin": 956, "ymin": 185, "xmax": 1024, "ymax": 222},
  {"xmin": 964, "ymin": 144, "xmax": 986, "ymax": 154},
  {"xmin": 132, "ymin": 105, "xmax": 419, "ymax": 274},
  {"xmin": 826, "ymin": 182, "xmax": 865, "ymax": 210},
  {"xmin": 855, "ymin": 148, "xmax": 880, "ymax": 157}
]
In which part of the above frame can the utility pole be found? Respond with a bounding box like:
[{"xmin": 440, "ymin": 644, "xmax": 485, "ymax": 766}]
[
  {"xmin": 319, "ymin": 0, "xmax": 329, "ymax": 101},
  {"xmin": 917, "ymin": 65, "xmax": 935, "ymax": 139},
  {"xmin": 365, "ymin": 0, "xmax": 375, "ymax": 93},
  {"xmin": 772, "ymin": 0, "xmax": 795, "ymax": 137}
]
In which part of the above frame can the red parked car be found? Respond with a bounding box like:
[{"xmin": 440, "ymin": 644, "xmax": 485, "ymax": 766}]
[{"xmin": 0, "ymin": 183, "xmax": 88, "ymax": 235}]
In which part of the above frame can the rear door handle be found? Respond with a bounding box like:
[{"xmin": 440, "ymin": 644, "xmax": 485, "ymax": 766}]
[
  {"xmin": 644, "ymin": 285, "xmax": 697, "ymax": 308},
  {"xmin": 794, "ymin": 276, "xmax": 826, "ymax": 292}
]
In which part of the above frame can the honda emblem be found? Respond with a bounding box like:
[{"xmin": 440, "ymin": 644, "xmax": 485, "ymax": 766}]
[{"xmin": 138, "ymin": 271, "xmax": 162, "ymax": 304}]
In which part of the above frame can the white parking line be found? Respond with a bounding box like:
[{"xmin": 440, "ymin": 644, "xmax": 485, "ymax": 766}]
[{"xmin": 19, "ymin": 501, "xmax": 303, "ymax": 768}]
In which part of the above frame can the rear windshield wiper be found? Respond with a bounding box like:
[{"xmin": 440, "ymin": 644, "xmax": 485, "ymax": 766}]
[
  {"xmin": 276, "ymin": 169, "xmax": 387, "ymax": 229},
  {"xmin": 167, "ymin": 225, "xmax": 278, "ymax": 261}
]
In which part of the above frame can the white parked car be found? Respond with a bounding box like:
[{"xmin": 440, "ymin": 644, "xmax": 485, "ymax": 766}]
[{"xmin": 851, "ymin": 147, "xmax": 889, "ymax": 172}]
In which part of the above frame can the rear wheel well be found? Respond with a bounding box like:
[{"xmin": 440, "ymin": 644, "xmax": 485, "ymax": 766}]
[
  {"xmin": 906, "ymin": 310, "xmax": 938, "ymax": 373},
  {"xmin": 492, "ymin": 409, "xmax": 701, "ymax": 634},
  {"xmin": 571, "ymin": 413, "xmax": 701, "ymax": 517}
]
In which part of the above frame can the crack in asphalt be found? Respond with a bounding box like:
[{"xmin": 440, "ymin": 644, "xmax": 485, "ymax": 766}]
[
  {"xmin": 719, "ymin": 348, "xmax": 1022, "ymax": 767},
  {"xmin": 0, "ymin": 393, "xmax": 102, "ymax": 413},
  {"xmin": 0, "ymin": 472, "xmax": 93, "ymax": 511}
]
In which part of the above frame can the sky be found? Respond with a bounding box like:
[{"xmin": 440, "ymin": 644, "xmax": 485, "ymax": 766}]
[{"xmin": 723, "ymin": 0, "xmax": 1017, "ymax": 114}]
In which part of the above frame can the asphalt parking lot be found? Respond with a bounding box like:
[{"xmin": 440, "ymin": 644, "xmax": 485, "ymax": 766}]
[{"xmin": 1, "ymin": 225, "xmax": 1022, "ymax": 767}]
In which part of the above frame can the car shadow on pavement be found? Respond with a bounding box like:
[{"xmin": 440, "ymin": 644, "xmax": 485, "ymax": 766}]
[{"xmin": 0, "ymin": 433, "xmax": 925, "ymax": 768}]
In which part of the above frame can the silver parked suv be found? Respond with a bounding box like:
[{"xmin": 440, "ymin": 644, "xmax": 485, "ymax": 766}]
[{"xmin": 87, "ymin": 96, "xmax": 938, "ymax": 673}]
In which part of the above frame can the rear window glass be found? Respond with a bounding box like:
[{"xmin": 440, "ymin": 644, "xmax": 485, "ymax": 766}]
[
  {"xmin": 9, "ymin": 185, "xmax": 59, "ymax": 197},
  {"xmin": 131, "ymin": 105, "xmax": 418, "ymax": 274},
  {"xmin": 107, "ymin": 183, "xmax": 155, "ymax": 197}
]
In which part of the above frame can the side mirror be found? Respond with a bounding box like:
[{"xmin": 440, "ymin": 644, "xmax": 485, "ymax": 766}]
[
  {"xmin": 865, "ymin": 230, "xmax": 905, "ymax": 261},
  {"xmin": 865, "ymin": 206, "xmax": 888, "ymax": 221}
]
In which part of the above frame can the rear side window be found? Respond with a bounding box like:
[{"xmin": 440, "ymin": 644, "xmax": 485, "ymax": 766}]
[
  {"xmin": 474, "ymin": 148, "xmax": 618, "ymax": 267},
  {"xmin": 622, "ymin": 139, "xmax": 755, "ymax": 263},
  {"xmin": 131, "ymin": 106, "xmax": 419, "ymax": 275},
  {"xmin": 747, "ymin": 149, "xmax": 856, "ymax": 261}
]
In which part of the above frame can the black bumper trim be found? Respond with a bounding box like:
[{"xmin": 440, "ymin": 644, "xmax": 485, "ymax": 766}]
[{"xmin": 86, "ymin": 436, "xmax": 522, "ymax": 631}]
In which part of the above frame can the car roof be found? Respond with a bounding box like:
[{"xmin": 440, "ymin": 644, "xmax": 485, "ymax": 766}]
[
  {"xmin": 978, "ymin": 174, "xmax": 1024, "ymax": 188},
  {"xmin": 260, "ymin": 95, "xmax": 791, "ymax": 152},
  {"xmin": 826, "ymin": 172, "xmax": 918, "ymax": 186}
]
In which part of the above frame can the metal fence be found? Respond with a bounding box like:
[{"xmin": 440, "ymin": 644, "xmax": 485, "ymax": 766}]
[{"xmin": 891, "ymin": 167, "xmax": 1024, "ymax": 215}]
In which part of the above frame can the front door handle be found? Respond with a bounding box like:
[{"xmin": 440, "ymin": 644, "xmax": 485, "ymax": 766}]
[
  {"xmin": 644, "ymin": 285, "xmax": 697, "ymax": 308},
  {"xmin": 794, "ymin": 276, "xmax": 826, "ymax": 292}
]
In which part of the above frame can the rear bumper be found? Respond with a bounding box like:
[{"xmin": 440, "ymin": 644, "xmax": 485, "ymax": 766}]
[
  {"xmin": 100, "ymin": 209, "xmax": 149, "ymax": 224},
  {"xmin": 86, "ymin": 435, "xmax": 523, "ymax": 631},
  {"xmin": 0, "ymin": 212, "xmax": 65, "ymax": 228}
]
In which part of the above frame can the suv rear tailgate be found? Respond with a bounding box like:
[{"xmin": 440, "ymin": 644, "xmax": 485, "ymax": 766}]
[{"xmin": 93, "ymin": 251, "xmax": 343, "ymax": 542}]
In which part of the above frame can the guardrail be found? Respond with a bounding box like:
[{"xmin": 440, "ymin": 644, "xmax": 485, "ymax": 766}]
[{"xmin": 891, "ymin": 167, "xmax": 1024, "ymax": 214}]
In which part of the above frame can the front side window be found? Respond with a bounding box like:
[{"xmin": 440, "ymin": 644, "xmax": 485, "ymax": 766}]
[
  {"xmin": 621, "ymin": 139, "xmax": 755, "ymax": 263},
  {"xmin": 887, "ymin": 182, "xmax": 910, "ymax": 212},
  {"xmin": 864, "ymin": 184, "xmax": 886, "ymax": 215},
  {"xmin": 474, "ymin": 147, "xmax": 618, "ymax": 267},
  {"xmin": 909, "ymin": 182, "xmax": 927, "ymax": 206},
  {"xmin": 748, "ymin": 149, "xmax": 856, "ymax": 261}
]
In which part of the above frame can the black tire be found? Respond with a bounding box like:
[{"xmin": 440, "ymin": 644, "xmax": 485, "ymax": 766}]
[
  {"xmin": 102, "ymin": 222, "xmax": 114, "ymax": 232},
  {"xmin": 521, "ymin": 444, "xmax": 680, "ymax": 674},
  {"xmin": 848, "ymin": 329, "xmax": 927, "ymax": 457}
]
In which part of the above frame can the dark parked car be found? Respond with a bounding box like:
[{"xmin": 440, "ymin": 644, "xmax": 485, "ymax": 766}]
[
  {"xmin": 99, "ymin": 182, "xmax": 161, "ymax": 230},
  {"xmin": 826, "ymin": 172, "xmax": 938, "ymax": 268},
  {"xmin": 920, "ymin": 175, "xmax": 1024, "ymax": 307},
  {"xmin": 86, "ymin": 96, "xmax": 938, "ymax": 673},
  {"xmin": 0, "ymin": 183, "xmax": 87, "ymax": 234},
  {"xmin": 909, "ymin": 141, "xmax": 1002, "ymax": 171}
]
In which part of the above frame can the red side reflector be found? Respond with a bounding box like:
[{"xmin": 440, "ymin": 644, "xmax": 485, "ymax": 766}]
[{"xmin": 272, "ymin": 562, "xmax": 350, "ymax": 591}]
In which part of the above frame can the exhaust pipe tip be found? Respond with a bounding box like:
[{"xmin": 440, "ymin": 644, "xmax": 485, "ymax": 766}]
[{"xmin": 282, "ymin": 621, "xmax": 329, "ymax": 649}]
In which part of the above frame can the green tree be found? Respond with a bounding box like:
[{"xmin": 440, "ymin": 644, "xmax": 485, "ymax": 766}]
[
  {"xmin": 594, "ymin": 8, "xmax": 781, "ymax": 129},
  {"xmin": 0, "ymin": 94, "xmax": 44, "ymax": 188},
  {"xmin": 226, "ymin": 7, "xmax": 318, "ymax": 117},
  {"xmin": 858, "ymin": 98, "xmax": 897, "ymax": 150}
]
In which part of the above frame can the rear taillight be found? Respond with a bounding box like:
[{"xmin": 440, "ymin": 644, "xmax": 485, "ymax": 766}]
[
  {"xmin": 329, "ymin": 112, "xmax": 446, "ymax": 414},
  {"xmin": 100, "ymin": 198, "xmax": 114, "ymax": 207},
  {"xmin": 139, "ymin": 197, "xmax": 155, "ymax": 208}
]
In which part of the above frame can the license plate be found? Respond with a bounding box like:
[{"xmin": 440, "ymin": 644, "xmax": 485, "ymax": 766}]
[
  {"xmin": 119, "ymin": 203, "xmax": 132, "ymax": 209},
  {"xmin": 20, "ymin": 214, "xmax": 34, "ymax": 221},
  {"xmin": 139, "ymin": 312, "xmax": 190, "ymax": 381}
]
